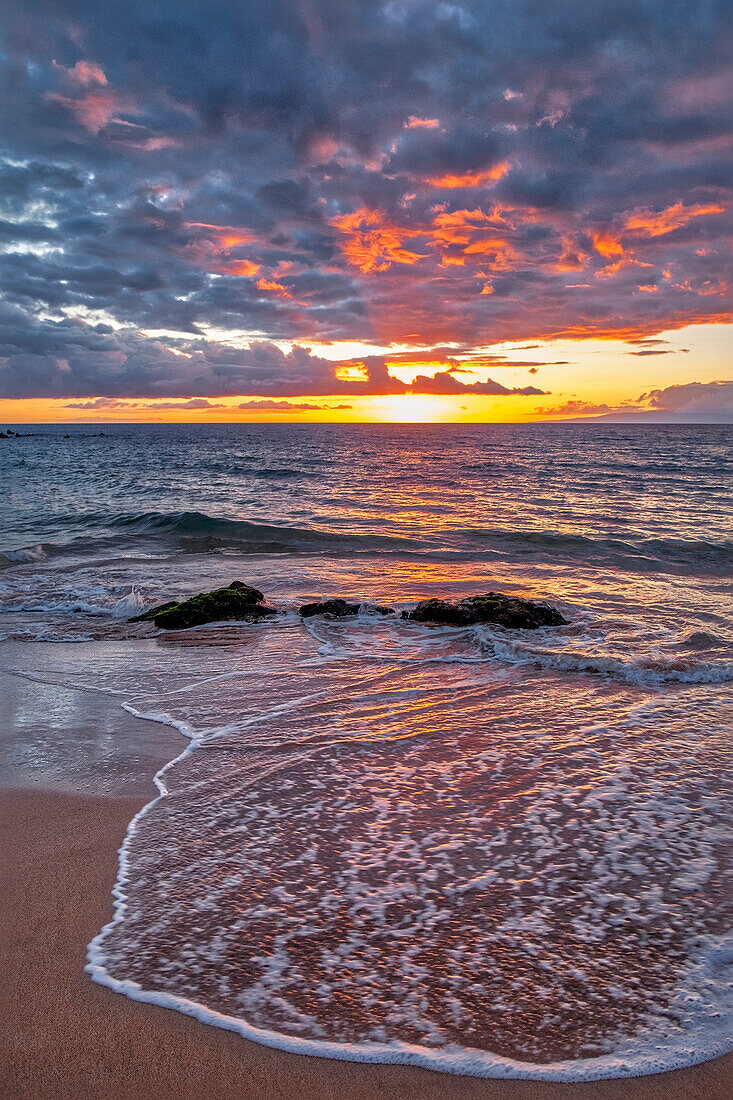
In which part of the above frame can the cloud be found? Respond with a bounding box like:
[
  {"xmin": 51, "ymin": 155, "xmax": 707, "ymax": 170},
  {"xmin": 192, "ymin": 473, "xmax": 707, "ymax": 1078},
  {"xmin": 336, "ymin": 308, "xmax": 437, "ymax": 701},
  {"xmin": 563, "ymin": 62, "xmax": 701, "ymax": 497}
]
[
  {"xmin": 541, "ymin": 380, "xmax": 733, "ymax": 421},
  {"xmin": 237, "ymin": 399, "xmax": 333, "ymax": 410},
  {"xmin": 0, "ymin": 0, "xmax": 729, "ymax": 395},
  {"xmin": 63, "ymin": 397, "xmax": 131, "ymax": 409},
  {"xmin": 538, "ymin": 400, "xmax": 627, "ymax": 417},
  {"xmin": 63, "ymin": 396, "xmax": 225, "ymax": 409},
  {"xmin": 0, "ymin": 306, "xmax": 551, "ymax": 399},
  {"xmin": 640, "ymin": 379, "xmax": 733, "ymax": 417},
  {"xmin": 151, "ymin": 398, "xmax": 225, "ymax": 409}
]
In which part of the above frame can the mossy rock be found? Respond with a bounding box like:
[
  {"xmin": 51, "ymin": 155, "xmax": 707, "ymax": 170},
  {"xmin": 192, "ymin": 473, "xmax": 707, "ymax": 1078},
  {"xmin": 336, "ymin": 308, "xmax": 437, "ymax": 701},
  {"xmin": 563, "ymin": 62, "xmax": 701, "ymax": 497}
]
[
  {"xmin": 299, "ymin": 598, "xmax": 394, "ymax": 618},
  {"xmin": 299, "ymin": 598, "xmax": 361, "ymax": 617},
  {"xmin": 131, "ymin": 581, "xmax": 275, "ymax": 629},
  {"xmin": 402, "ymin": 592, "xmax": 567, "ymax": 629},
  {"xmin": 130, "ymin": 600, "xmax": 179, "ymax": 623}
]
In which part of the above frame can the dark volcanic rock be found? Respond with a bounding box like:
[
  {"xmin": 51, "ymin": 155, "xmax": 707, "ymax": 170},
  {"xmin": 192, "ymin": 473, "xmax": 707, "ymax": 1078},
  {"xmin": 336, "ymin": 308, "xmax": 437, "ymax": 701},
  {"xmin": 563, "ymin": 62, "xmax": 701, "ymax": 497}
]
[
  {"xmin": 130, "ymin": 600, "xmax": 179, "ymax": 623},
  {"xmin": 299, "ymin": 598, "xmax": 394, "ymax": 617},
  {"xmin": 130, "ymin": 582, "xmax": 274, "ymax": 629},
  {"xmin": 299, "ymin": 598, "xmax": 361, "ymax": 617},
  {"xmin": 402, "ymin": 592, "xmax": 567, "ymax": 629}
]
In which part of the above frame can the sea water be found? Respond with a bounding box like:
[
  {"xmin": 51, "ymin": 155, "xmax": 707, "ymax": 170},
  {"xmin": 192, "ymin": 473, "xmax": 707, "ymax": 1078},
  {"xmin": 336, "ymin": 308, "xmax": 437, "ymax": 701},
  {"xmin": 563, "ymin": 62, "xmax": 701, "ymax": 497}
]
[{"xmin": 1, "ymin": 422, "xmax": 731, "ymax": 1078}]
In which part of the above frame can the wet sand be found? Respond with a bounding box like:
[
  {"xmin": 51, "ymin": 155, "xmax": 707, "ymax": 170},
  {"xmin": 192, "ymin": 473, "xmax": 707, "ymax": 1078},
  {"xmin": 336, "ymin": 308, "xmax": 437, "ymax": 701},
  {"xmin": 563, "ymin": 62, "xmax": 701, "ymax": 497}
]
[
  {"xmin": 0, "ymin": 663, "xmax": 185, "ymax": 796},
  {"xmin": 1, "ymin": 786, "xmax": 730, "ymax": 1100}
]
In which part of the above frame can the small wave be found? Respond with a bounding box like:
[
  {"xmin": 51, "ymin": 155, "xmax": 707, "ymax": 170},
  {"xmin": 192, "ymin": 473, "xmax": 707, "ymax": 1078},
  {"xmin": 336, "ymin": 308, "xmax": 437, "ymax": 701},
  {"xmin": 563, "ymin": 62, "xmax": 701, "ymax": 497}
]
[
  {"xmin": 0, "ymin": 579, "xmax": 153, "ymax": 627},
  {"xmin": 112, "ymin": 588, "xmax": 147, "ymax": 619},
  {"xmin": 459, "ymin": 527, "xmax": 733, "ymax": 574},
  {"xmin": 106, "ymin": 511, "xmax": 418, "ymax": 554},
  {"xmin": 254, "ymin": 467, "xmax": 311, "ymax": 479},
  {"xmin": 678, "ymin": 630, "xmax": 729, "ymax": 651},
  {"xmin": 0, "ymin": 544, "xmax": 48, "ymax": 567},
  {"xmin": 302, "ymin": 614, "xmax": 733, "ymax": 686},
  {"xmin": 476, "ymin": 631, "xmax": 733, "ymax": 685}
]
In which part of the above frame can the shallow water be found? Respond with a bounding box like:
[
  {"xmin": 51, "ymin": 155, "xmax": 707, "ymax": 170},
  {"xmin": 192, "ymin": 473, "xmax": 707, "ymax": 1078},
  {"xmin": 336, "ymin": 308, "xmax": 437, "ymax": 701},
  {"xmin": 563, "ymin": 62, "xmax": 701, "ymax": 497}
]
[{"xmin": 1, "ymin": 423, "xmax": 731, "ymax": 1077}]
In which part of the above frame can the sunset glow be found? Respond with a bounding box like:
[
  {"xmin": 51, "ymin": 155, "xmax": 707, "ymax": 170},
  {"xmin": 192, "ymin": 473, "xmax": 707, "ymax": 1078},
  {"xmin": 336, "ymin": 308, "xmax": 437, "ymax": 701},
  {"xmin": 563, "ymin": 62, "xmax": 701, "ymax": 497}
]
[{"xmin": 0, "ymin": 2, "xmax": 730, "ymax": 421}]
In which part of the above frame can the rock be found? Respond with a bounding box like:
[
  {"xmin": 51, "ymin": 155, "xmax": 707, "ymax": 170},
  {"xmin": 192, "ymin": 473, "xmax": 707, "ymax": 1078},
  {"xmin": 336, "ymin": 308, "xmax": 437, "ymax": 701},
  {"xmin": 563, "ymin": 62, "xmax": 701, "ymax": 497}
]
[
  {"xmin": 299, "ymin": 598, "xmax": 361, "ymax": 617},
  {"xmin": 226, "ymin": 580, "xmax": 261, "ymax": 594},
  {"xmin": 130, "ymin": 581, "xmax": 275, "ymax": 629},
  {"xmin": 299, "ymin": 598, "xmax": 394, "ymax": 618},
  {"xmin": 129, "ymin": 600, "xmax": 179, "ymax": 623},
  {"xmin": 402, "ymin": 592, "xmax": 568, "ymax": 630}
]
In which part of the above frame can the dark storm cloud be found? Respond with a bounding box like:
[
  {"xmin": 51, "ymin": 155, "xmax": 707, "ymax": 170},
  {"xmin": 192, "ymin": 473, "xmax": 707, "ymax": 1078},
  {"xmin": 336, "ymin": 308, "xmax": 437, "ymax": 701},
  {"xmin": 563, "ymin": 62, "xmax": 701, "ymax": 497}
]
[{"xmin": 0, "ymin": 1, "xmax": 730, "ymax": 397}]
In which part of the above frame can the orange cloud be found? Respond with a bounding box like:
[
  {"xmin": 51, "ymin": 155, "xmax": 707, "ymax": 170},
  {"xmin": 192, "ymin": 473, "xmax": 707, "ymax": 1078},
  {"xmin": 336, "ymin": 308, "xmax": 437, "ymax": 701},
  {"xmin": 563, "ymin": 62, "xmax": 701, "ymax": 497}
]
[
  {"xmin": 182, "ymin": 222, "xmax": 259, "ymax": 276},
  {"xmin": 463, "ymin": 235, "xmax": 520, "ymax": 270},
  {"xmin": 335, "ymin": 363, "xmax": 369, "ymax": 382},
  {"xmin": 427, "ymin": 206, "xmax": 524, "ymax": 269},
  {"xmin": 595, "ymin": 257, "xmax": 653, "ymax": 278},
  {"xmin": 226, "ymin": 259, "xmax": 260, "ymax": 277},
  {"xmin": 592, "ymin": 230, "xmax": 653, "ymax": 278},
  {"xmin": 554, "ymin": 236, "xmax": 588, "ymax": 272},
  {"xmin": 623, "ymin": 200, "xmax": 725, "ymax": 237},
  {"xmin": 330, "ymin": 208, "xmax": 427, "ymax": 273},
  {"xmin": 430, "ymin": 207, "xmax": 507, "ymax": 246},
  {"xmin": 256, "ymin": 277, "xmax": 292, "ymax": 298},
  {"xmin": 185, "ymin": 223, "xmax": 255, "ymax": 249},
  {"xmin": 426, "ymin": 161, "xmax": 510, "ymax": 188},
  {"xmin": 404, "ymin": 116, "xmax": 439, "ymax": 129},
  {"xmin": 592, "ymin": 232, "xmax": 625, "ymax": 258}
]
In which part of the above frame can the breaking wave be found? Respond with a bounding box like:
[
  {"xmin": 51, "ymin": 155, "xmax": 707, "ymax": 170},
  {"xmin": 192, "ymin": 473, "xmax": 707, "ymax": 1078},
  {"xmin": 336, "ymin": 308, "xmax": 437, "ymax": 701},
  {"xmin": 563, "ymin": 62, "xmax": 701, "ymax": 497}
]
[
  {"xmin": 108, "ymin": 510, "xmax": 416, "ymax": 553},
  {"xmin": 3, "ymin": 511, "xmax": 732, "ymax": 575}
]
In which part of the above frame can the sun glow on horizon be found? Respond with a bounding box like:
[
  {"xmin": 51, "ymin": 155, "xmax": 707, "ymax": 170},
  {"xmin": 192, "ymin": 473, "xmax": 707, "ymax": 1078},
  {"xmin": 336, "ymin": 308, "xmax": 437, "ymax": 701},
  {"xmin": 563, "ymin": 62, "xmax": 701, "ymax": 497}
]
[
  {"xmin": 364, "ymin": 394, "xmax": 455, "ymax": 422},
  {"xmin": 0, "ymin": 324, "xmax": 729, "ymax": 426}
]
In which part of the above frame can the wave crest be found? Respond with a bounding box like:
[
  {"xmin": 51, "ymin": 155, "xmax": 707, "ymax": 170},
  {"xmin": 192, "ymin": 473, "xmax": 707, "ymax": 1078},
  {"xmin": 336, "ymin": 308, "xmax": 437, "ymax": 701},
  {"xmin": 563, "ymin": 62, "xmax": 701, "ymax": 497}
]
[{"xmin": 108, "ymin": 510, "xmax": 415, "ymax": 554}]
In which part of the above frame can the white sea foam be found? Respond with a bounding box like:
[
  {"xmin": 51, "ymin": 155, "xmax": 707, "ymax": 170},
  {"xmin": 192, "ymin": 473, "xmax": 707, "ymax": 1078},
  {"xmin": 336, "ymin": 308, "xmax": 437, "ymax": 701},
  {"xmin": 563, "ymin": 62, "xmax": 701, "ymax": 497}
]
[
  {"xmin": 4, "ymin": 617, "xmax": 731, "ymax": 1079},
  {"xmin": 64, "ymin": 619, "xmax": 733, "ymax": 1081},
  {"xmin": 86, "ymin": 928, "xmax": 733, "ymax": 1081},
  {"xmin": 477, "ymin": 629, "xmax": 733, "ymax": 685},
  {"xmin": 302, "ymin": 609, "xmax": 733, "ymax": 686},
  {"xmin": 112, "ymin": 588, "xmax": 147, "ymax": 618}
]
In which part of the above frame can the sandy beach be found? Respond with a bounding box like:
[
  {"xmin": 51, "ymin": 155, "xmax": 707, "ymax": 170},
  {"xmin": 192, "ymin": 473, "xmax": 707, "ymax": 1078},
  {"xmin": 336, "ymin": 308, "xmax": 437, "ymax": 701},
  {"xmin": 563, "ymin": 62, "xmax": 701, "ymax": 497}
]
[{"xmin": 1, "ymin": 785, "xmax": 730, "ymax": 1100}]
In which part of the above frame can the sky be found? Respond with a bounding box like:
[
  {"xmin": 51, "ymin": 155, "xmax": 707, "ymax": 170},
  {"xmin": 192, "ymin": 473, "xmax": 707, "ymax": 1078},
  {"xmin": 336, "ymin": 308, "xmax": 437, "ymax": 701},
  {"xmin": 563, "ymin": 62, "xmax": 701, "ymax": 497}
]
[{"xmin": 0, "ymin": 0, "xmax": 731, "ymax": 423}]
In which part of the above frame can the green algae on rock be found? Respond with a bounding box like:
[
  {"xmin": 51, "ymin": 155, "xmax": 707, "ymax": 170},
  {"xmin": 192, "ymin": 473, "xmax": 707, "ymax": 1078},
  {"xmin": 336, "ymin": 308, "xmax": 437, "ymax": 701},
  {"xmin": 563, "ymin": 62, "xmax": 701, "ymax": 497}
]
[
  {"xmin": 402, "ymin": 593, "xmax": 568, "ymax": 629},
  {"xmin": 131, "ymin": 581, "xmax": 276, "ymax": 629}
]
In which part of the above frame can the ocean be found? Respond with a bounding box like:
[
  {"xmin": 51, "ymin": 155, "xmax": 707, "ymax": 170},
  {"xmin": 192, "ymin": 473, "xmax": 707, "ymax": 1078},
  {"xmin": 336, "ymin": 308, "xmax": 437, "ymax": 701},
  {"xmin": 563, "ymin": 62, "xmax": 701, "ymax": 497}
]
[{"xmin": 1, "ymin": 422, "xmax": 731, "ymax": 1079}]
